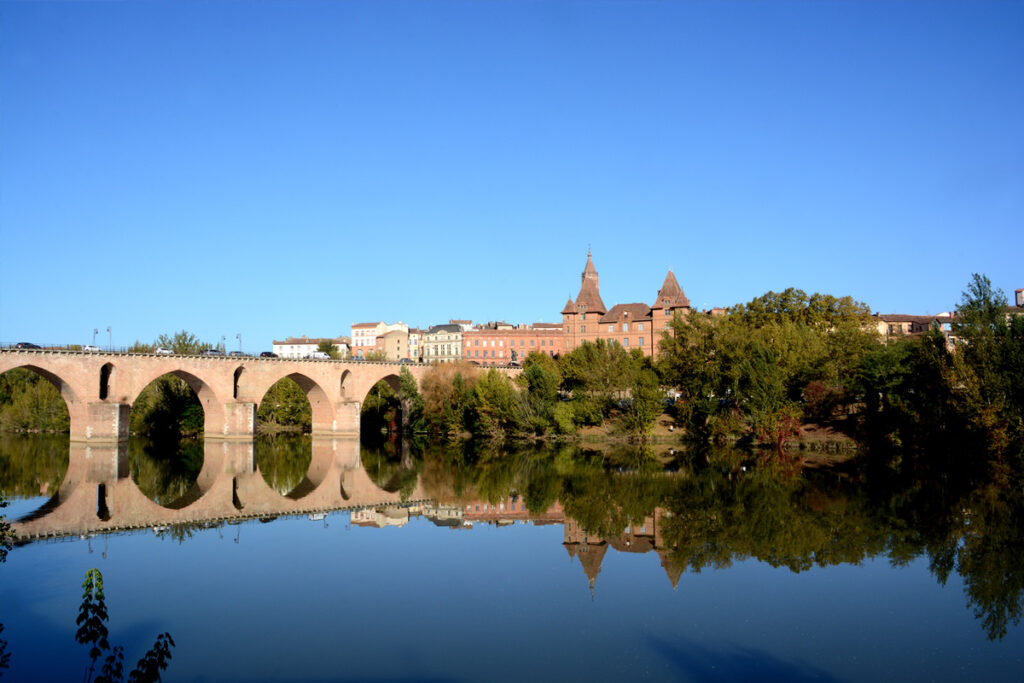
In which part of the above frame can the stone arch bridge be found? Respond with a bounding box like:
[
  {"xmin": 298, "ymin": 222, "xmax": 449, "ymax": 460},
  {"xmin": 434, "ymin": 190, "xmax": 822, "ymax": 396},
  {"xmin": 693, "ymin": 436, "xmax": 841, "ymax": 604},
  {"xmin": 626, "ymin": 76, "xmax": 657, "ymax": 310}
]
[{"xmin": 0, "ymin": 349, "xmax": 519, "ymax": 442}]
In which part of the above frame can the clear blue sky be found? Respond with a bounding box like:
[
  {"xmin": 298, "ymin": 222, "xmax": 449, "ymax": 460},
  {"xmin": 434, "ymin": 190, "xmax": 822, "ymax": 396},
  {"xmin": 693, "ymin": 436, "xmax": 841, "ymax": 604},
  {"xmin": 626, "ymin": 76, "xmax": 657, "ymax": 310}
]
[{"xmin": 1, "ymin": 0, "xmax": 1020, "ymax": 350}]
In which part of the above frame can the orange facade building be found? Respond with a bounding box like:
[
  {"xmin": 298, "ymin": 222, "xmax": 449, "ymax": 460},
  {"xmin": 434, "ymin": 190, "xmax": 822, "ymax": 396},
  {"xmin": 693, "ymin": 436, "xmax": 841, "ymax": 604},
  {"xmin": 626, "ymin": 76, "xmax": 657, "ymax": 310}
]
[
  {"xmin": 462, "ymin": 322, "xmax": 563, "ymax": 366},
  {"xmin": 561, "ymin": 252, "xmax": 692, "ymax": 358}
]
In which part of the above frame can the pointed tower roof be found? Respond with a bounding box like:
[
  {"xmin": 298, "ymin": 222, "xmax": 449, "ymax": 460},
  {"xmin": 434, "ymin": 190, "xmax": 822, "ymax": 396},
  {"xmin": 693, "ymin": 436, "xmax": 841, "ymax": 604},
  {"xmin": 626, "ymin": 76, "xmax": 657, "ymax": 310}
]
[
  {"xmin": 651, "ymin": 270, "xmax": 691, "ymax": 310},
  {"xmin": 561, "ymin": 296, "xmax": 576, "ymax": 315},
  {"xmin": 658, "ymin": 550, "xmax": 686, "ymax": 589},
  {"xmin": 575, "ymin": 250, "xmax": 606, "ymax": 314},
  {"xmin": 576, "ymin": 541, "xmax": 609, "ymax": 590}
]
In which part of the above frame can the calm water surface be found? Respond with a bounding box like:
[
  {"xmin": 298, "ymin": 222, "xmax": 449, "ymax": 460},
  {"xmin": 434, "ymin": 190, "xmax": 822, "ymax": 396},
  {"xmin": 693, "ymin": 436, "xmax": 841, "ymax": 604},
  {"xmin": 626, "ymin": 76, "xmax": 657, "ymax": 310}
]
[{"xmin": 1, "ymin": 434, "xmax": 1022, "ymax": 682}]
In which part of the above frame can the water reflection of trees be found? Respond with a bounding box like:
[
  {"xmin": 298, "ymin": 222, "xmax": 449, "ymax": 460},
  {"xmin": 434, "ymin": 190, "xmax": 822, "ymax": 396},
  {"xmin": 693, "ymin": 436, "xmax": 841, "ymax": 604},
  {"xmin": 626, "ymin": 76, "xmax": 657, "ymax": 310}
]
[
  {"xmin": 403, "ymin": 439, "xmax": 1024, "ymax": 642},
  {"xmin": 129, "ymin": 438, "xmax": 204, "ymax": 507},
  {"xmin": 0, "ymin": 435, "xmax": 69, "ymax": 500},
  {"xmin": 255, "ymin": 434, "xmax": 312, "ymax": 495},
  {"xmin": 2, "ymin": 432, "xmax": 1021, "ymax": 642},
  {"xmin": 361, "ymin": 441, "xmax": 420, "ymax": 500}
]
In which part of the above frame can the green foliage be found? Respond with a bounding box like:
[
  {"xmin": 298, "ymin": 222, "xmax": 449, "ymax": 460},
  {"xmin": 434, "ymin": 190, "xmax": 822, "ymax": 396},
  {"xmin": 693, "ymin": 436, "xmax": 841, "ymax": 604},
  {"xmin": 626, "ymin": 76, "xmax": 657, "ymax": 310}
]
[
  {"xmin": 75, "ymin": 569, "xmax": 175, "ymax": 682},
  {"xmin": 397, "ymin": 367, "xmax": 425, "ymax": 433},
  {"xmin": 155, "ymin": 330, "xmax": 211, "ymax": 355},
  {"xmin": 257, "ymin": 378, "xmax": 312, "ymax": 431},
  {"xmin": 129, "ymin": 439, "xmax": 204, "ymax": 507},
  {"xmin": 559, "ymin": 340, "xmax": 633, "ymax": 420},
  {"xmin": 0, "ymin": 434, "xmax": 69, "ymax": 501},
  {"xmin": 76, "ymin": 569, "xmax": 110, "ymax": 671},
  {"xmin": 130, "ymin": 376, "xmax": 203, "ymax": 440},
  {"xmin": 316, "ymin": 339, "xmax": 340, "ymax": 359},
  {"xmin": 618, "ymin": 368, "xmax": 663, "ymax": 438},
  {"xmin": 0, "ymin": 369, "xmax": 70, "ymax": 433},
  {"xmin": 256, "ymin": 434, "xmax": 313, "ymax": 495},
  {"xmin": 658, "ymin": 287, "xmax": 878, "ymax": 449},
  {"xmin": 0, "ymin": 495, "xmax": 13, "ymax": 564},
  {"xmin": 361, "ymin": 379, "xmax": 400, "ymax": 436}
]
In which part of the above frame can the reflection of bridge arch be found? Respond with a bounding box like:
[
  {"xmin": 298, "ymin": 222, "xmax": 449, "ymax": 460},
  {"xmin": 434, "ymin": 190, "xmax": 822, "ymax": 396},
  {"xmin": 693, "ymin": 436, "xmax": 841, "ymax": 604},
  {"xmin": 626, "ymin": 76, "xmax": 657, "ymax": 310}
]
[
  {"xmin": 0, "ymin": 350, "xmax": 519, "ymax": 442},
  {"xmin": 10, "ymin": 438, "xmax": 428, "ymax": 540}
]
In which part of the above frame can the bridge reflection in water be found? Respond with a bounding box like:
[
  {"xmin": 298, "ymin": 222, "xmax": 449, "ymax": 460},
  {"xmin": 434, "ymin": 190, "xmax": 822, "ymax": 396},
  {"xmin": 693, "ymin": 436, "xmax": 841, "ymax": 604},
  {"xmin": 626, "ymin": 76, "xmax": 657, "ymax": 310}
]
[{"xmin": 11, "ymin": 438, "xmax": 428, "ymax": 540}]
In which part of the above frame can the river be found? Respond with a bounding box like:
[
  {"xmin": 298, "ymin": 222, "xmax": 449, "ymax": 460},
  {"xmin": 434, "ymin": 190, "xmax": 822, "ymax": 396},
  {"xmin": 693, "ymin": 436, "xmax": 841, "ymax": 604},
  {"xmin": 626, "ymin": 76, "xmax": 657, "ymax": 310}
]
[{"xmin": 1, "ymin": 434, "xmax": 1022, "ymax": 681}]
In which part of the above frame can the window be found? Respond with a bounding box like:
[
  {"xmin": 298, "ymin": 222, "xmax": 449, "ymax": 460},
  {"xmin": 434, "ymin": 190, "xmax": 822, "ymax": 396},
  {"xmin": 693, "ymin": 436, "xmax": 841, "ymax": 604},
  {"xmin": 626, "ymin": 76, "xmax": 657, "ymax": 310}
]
[
  {"xmin": 499, "ymin": 340, "xmax": 504, "ymax": 347},
  {"xmin": 583, "ymin": 313, "xmax": 587, "ymax": 320},
  {"xmin": 638, "ymin": 323, "xmax": 644, "ymax": 331},
  {"xmin": 639, "ymin": 337, "xmax": 644, "ymax": 346},
  {"xmin": 623, "ymin": 323, "xmax": 628, "ymax": 332},
  {"xmin": 475, "ymin": 350, "xmax": 479, "ymax": 357},
  {"xmin": 608, "ymin": 324, "xmax": 614, "ymax": 333},
  {"xmin": 581, "ymin": 325, "xmax": 586, "ymax": 333},
  {"xmin": 530, "ymin": 340, "xmax": 534, "ymax": 346},
  {"xmin": 623, "ymin": 338, "xmax": 629, "ymax": 346},
  {"xmin": 541, "ymin": 340, "xmax": 545, "ymax": 347},
  {"xmin": 498, "ymin": 350, "xmax": 503, "ymax": 358}
]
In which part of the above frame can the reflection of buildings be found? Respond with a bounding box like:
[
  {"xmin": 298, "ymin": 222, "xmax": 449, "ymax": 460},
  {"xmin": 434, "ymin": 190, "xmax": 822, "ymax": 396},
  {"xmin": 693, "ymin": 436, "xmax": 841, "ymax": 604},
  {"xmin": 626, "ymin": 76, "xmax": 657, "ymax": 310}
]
[
  {"xmin": 350, "ymin": 507, "xmax": 412, "ymax": 528},
  {"xmin": 455, "ymin": 495, "xmax": 684, "ymax": 590},
  {"xmin": 349, "ymin": 502, "xmax": 466, "ymax": 529},
  {"xmin": 563, "ymin": 510, "xmax": 685, "ymax": 591}
]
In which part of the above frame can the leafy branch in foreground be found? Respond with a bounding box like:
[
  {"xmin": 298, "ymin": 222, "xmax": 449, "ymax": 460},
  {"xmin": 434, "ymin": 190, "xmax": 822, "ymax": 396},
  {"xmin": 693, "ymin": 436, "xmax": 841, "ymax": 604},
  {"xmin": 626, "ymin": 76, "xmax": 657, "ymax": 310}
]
[{"xmin": 75, "ymin": 568, "xmax": 175, "ymax": 683}]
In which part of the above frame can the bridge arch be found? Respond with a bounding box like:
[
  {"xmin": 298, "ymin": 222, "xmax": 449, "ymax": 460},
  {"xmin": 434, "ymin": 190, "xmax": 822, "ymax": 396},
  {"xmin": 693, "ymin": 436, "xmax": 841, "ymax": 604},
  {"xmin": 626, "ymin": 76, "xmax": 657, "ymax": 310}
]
[
  {"xmin": 128, "ymin": 368, "xmax": 226, "ymax": 438},
  {"xmin": 0, "ymin": 363, "xmax": 82, "ymax": 432},
  {"xmin": 266, "ymin": 372, "xmax": 332, "ymax": 433}
]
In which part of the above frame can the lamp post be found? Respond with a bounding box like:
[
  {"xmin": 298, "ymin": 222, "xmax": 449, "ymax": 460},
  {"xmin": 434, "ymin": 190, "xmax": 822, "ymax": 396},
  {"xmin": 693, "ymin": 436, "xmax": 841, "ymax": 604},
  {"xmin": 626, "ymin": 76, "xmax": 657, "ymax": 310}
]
[
  {"xmin": 220, "ymin": 336, "xmax": 226, "ymax": 353},
  {"xmin": 236, "ymin": 333, "xmax": 242, "ymax": 352},
  {"xmin": 93, "ymin": 329, "xmax": 98, "ymax": 345},
  {"xmin": 106, "ymin": 326, "xmax": 112, "ymax": 351}
]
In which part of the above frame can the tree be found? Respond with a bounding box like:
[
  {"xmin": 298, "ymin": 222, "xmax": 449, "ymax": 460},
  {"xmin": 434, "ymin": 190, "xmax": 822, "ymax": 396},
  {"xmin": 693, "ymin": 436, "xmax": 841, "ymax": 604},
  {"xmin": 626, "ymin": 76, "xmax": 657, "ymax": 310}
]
[
  {"xmin": 75, "ymin": 569, "xmax": 175, "ymax": 683},
  {"xmin": 397, "ymin": 367, "xmax": 425, "ymax": 433},
  {"xmin": 316, "ymin": 339, "xmax": 340, "ymax": 360},
  {"xmin": 154, "ymin": 330, "xmax": 210, "ymax": 355}
]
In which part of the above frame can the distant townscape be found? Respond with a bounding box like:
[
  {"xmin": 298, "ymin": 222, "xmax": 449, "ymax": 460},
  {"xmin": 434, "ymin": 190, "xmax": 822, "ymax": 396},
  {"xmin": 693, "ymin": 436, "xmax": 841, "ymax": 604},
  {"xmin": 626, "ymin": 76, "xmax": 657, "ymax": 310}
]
[{"xmin": 273, "ymin": 252, "xmax": 1024, "ymax": 363}]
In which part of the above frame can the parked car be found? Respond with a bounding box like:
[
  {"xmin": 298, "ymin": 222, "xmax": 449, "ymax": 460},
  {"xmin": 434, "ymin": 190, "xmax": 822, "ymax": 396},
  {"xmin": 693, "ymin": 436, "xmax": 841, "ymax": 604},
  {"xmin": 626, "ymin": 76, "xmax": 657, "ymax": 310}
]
[
  {"xmin": 228, "ymin": 350, "xmax": 248, "ymax": 357},
  {"xmin": 15, "ymin": 342, "xmax": 41, "ymax": 349},
  {"xmin": 259, "ymin": 351, "xmax": 278, "ymax": 358},
  {"xmin": 83, "ymin": 345, "xmax": 102, "ymax": 352},
  {"xmin": 399, "ymin": 358, "xmax": 413, "ymax": 364},
  {"xmin": 155, "ymin": 347, "xmax": 174, "ymax": 355},
  {"xmin": 308, "ymin": 351, "xmax": 330, "ymax": 360},
  {"xmin": 202, "ymin": 349, "xmax": 224, "ymax": 356}
]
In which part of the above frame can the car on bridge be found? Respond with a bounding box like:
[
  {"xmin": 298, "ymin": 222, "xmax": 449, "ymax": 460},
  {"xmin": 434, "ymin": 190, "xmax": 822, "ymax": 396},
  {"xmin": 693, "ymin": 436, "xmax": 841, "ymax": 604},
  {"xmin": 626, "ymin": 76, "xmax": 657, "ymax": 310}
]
[
  {"xmin": 155, "ymin": 347, "xmax": 174, "ymax": 355},
  {"xmin": 228, "ymin": 351, "xmax": 248, "ymax": 357},
  {"xmin": 259, "ymin": 351, "xmax": 278, "ymax": 358},
  {"xmin": 83, "ymin": 345, "xmax": 102, "ymax": 352},
  {"xmin": 202, "ymin": 349, "xmax": 224, "ymax": 356},
  {"xmin": 15, "ymin": 342, "xmax": 41, "ymax": 349}
]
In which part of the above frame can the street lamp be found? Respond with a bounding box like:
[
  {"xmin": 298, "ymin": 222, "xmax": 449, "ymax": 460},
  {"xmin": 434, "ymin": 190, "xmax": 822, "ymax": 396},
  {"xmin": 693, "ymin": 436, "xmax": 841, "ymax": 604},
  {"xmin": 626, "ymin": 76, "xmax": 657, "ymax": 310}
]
[
  {"xmin": 93, "ymin": 329, "xmax": 98, "ymax": 345},
  {"xmin": 106, "ymin": 326, "xmax": 112, "ymax": 350},
  {"xmin": 220, "ymin": 335, "xmax": 226, "ymax": 352},
  {"xmin": 236, "ymin": 333, "xmax": 242, "ymax": 352}
]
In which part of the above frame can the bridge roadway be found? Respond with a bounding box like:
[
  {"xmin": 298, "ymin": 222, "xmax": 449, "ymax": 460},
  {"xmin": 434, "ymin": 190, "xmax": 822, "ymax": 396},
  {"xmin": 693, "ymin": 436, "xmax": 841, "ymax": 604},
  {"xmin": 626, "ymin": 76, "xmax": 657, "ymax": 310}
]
[
  {"xmin": 11, "ymin": 437, "xmax": 429, "ymax": 541},
  {"xmin": 0, "ymin": 349, "xmax": 519, "ymax": 442}
]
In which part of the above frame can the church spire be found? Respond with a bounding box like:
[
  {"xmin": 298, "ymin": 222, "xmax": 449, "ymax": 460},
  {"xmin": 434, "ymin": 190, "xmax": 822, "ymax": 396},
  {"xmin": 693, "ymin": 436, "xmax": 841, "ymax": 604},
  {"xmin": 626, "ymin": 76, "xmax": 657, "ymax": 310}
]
[{"xmin": 574, "ymin": 250, "xmax": 606, "ymax": 314}]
